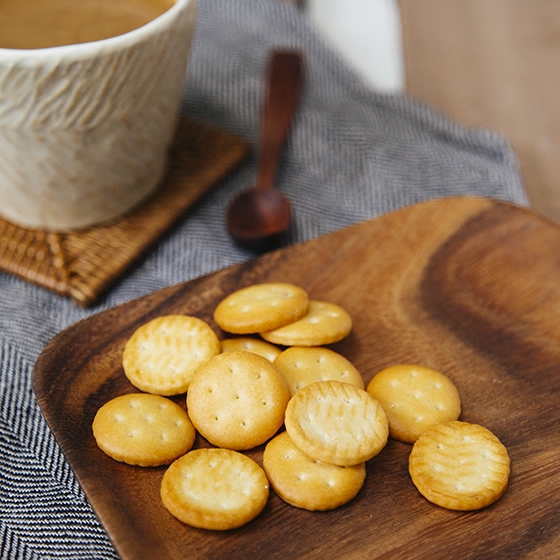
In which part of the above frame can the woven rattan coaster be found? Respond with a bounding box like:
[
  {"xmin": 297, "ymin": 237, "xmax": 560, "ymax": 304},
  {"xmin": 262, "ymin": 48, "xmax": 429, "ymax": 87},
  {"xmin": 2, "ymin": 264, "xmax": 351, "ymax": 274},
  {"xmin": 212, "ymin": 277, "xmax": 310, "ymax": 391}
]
[{"xmin": 0, "ymin": 117, "xmax": 249, "ymax": 307}]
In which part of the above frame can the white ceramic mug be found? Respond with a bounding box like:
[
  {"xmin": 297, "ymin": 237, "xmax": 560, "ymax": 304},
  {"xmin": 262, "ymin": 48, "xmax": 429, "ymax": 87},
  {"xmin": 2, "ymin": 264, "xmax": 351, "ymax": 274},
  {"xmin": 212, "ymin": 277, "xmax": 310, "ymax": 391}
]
[{"xmin": 0, "ymin": 0, "xmax": 197, "ymax": 231}]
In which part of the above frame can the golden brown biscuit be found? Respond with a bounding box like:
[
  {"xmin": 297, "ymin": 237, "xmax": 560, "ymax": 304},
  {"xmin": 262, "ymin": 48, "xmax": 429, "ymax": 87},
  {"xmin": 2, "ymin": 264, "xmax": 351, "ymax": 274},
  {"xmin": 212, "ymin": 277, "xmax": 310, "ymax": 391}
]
[
  {"xmin": 213, "ymin": 283, "xmax": 309, "ymax": 334},
  {"xmin": 221, "ymin": 337, "xmax": 282, "ymax": 362},
  {"xmin": 92, "ymin": 393, "xmax": 196, "ymax": 466},
  {"xmin": 284, "ymin": 380, "xmax": 389, "ymax": 466},
  {"xmin": 367, "ymin": 364, "xmax": 461, "ymax": 443},
  {"xmin": 161, "ymin": 448, "xmax": 269, "ymax": 530},
  {"xmin": 274, "ymin": 346, "xmax": 364, "ymax": 396},
  {"xmin": 186, "ymin": 351, "xmax": 291, "ymax": 450},
  {"xmin": 122, "ymin": 315, "xmax": 220, "ymax": 396},
  {"xmin": 263, "ymin": 431, "xmax": 366, "ymax": 511},
  {"xmin": 408, "ymin": 420, "xmax": 510, "ymax": 510},
  {"xmin": 260, "ymin": 301, "xmax": 352, "ymax": 346}
]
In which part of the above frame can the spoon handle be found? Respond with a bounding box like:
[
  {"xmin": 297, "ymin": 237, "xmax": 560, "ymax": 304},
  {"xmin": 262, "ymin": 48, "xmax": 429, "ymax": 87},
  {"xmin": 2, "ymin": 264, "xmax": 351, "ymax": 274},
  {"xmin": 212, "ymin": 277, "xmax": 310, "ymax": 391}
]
[{"xmin": 255, "ymin": 50, "xmax": 303, "ymax": 191}]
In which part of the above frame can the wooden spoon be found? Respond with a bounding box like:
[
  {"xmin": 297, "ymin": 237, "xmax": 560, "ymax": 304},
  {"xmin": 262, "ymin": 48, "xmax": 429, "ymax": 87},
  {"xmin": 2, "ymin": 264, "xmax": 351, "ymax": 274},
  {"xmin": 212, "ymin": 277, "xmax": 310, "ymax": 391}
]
[{"xmin": 226, "ymin": 50, "xmax": 303, "ymax": 251}]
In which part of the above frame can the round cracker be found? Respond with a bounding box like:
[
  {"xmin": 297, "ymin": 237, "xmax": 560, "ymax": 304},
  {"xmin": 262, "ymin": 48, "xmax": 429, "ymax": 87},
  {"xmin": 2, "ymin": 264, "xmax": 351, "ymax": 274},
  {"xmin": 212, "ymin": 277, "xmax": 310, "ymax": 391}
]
[
  {"xmin": 213, "ymin": 283, "xmax": 309, "ymax": 334},
  {"xmin": 221, "ymin": 337, "xmax": 282, "ymax": 362},
  {"xmin": 409, "ymin": 420, "xmax": 510, "ymax": 510},
  {"xmin": 122, "ymin": 315, "xmax": 220, "ymax": 396},
  {"xmin": 367, "ymin": 364, "xmax": 461, "ymax": 443},
  {"xmin": 263, "ymin": 431, "xmax": 366, "ymax": 511},
  {"xmin": 284, "ymin": 380, "xmax": 389, "ymax": 466},
  {"xmin": 186, "ymin": 351, "xmax": 291, "ymax": 450},
  {"xmin": 260, "ymin": 301, "xmax": 352, "ymax": 346},
  {"xmin": 161, "ymin": 448, "xmax": 269, "ymax": 530},
  {"xmin": 274, "ymin": 346, "xmax": 364, "ymax": 396},
  {"xmin": 92, "ymin": 393, "xmax": 196, "ymax": 466}
]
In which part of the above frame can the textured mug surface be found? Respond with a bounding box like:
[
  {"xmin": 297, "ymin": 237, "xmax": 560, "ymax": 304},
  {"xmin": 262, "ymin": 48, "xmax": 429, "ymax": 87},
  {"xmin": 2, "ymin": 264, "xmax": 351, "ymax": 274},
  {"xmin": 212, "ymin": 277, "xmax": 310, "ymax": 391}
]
[{"xmin": 0, "ymin": 0, "xmax": 197, "ymax": 231}]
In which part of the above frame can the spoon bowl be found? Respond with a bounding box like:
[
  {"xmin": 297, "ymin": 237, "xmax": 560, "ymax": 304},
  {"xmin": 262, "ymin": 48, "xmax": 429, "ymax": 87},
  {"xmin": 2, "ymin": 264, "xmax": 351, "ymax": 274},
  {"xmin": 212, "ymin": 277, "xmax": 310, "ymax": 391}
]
[
  {"xmin": 227, "ymin": 188, "xmax": 292, "ymax": 251},
  {"xmin": 226, "ymin": 50, "xmax": 303, "ymax": 251}
]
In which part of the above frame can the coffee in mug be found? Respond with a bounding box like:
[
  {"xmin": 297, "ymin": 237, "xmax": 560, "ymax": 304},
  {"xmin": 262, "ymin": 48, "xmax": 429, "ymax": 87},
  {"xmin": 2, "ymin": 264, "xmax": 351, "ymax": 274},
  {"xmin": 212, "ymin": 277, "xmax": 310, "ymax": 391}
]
[
  {"xmin": 0, "ymin": 0, "xmax": 176, "ymax": 50},
  {"xmin": 0, "ymin": 0, "xmax": 197, "ymax": 231}
]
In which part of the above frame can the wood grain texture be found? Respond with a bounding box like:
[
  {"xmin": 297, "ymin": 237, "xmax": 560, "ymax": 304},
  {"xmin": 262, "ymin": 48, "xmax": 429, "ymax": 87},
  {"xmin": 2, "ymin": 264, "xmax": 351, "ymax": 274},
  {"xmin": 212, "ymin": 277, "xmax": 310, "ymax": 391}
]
[{"xmin": 34, "ymin": 197, "xmax": 560, "ymax": 559}]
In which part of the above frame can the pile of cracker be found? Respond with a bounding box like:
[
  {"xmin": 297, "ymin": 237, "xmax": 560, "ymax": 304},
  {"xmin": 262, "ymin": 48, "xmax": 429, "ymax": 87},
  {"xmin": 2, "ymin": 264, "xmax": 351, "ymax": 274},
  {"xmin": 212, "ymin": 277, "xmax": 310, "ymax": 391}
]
[{"xmin": 92, "ymin": 282, "xmax": 510, "ymax": 531}]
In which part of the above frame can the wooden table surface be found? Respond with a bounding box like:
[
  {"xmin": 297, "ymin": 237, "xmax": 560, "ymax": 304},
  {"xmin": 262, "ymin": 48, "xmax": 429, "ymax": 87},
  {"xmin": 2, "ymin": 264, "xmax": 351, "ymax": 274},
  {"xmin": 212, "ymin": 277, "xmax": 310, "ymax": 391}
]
[{"xmin": 399, "ymin": 0, "xmax": 560, "ymax": 225}]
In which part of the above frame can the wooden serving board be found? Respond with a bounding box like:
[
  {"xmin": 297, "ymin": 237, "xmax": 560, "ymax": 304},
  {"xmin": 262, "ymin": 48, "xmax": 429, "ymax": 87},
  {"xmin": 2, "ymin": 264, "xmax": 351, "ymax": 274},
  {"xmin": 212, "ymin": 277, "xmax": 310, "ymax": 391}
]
[{"xmin": 34, "ymin": 197, "xmax": 560, "ymax": 559}]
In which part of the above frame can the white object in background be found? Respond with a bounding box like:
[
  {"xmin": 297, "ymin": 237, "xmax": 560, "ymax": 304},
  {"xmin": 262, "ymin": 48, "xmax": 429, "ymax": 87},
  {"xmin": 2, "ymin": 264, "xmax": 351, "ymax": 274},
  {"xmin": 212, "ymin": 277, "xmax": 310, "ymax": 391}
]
[
  {"xmin": 307, "ymin": 0, "xmax": 404, "ymax": 93},
  {"xmin": 0, "ymin": 0, "xmax": 197, "ymax": 231}
]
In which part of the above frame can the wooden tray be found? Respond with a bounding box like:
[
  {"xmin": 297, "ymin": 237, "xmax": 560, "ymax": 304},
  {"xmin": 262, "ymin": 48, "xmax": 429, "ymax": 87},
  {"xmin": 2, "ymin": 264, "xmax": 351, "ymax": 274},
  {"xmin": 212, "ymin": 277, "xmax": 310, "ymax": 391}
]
[
  {"xmin": 0, "ymin": 117, "xmax": 249, "ymax": 307},
  {"xmin": 34, "ymin": 197, "xmax": 560, "ymax": 559}
]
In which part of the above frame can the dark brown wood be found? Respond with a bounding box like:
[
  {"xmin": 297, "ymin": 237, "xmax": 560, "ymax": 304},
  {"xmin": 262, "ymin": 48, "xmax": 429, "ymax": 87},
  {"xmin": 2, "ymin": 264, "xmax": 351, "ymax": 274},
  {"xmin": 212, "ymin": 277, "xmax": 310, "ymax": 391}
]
[
  {"xmin": 34, "ymin": 197, "xmax": 560, "ymax": 559},
  {"xmin": 226, "ymin": 51, "xmax": 302, "ymax": 251}
]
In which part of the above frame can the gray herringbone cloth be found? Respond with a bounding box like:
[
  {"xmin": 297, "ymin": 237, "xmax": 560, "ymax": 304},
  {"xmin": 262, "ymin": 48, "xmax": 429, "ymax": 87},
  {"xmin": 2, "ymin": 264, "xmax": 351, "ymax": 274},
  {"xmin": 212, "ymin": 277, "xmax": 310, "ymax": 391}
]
[{"xmin": 0, "ymin": 0, "xmax": 528, "ymax": 558}]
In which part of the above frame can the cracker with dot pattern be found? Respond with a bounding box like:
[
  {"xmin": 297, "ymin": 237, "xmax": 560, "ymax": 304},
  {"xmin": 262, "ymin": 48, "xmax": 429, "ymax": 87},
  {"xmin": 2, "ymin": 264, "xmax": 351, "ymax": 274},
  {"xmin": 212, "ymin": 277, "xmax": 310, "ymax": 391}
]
[
  {"xmin": 274, "ymin": 346, "xmax": 364, "ymax": 396},
  {"xmin": 92, "ymin": 393, "xmax": 196, "ymax": 466},
  {"xmin": 367, "ymin": 364, "xmax": 461, "ymax": 443},
  {"xmin": 263, "ymin": 431, "xmax": 366, "ymax": 511},
  {"xmin": 408, "ymin": 420, "xmax": 510, "ymax": 510},
  {"xmin": 221, "ymin": 337, "xmax": 282, "ymax": 362},
  {"xmin": 213, "ymin": 283, "xmax": 309, "ymax": 334},
  {"xmin": 260, "ymin": 301, "xmax": 352, "ymax": 346},
  {"xmin": 161, "ymin": 448, "xmax": 269, "ymax": 530},
  {"xmin": 186, "ymin": 351, "xmax": 291, "ymax": 450}
]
